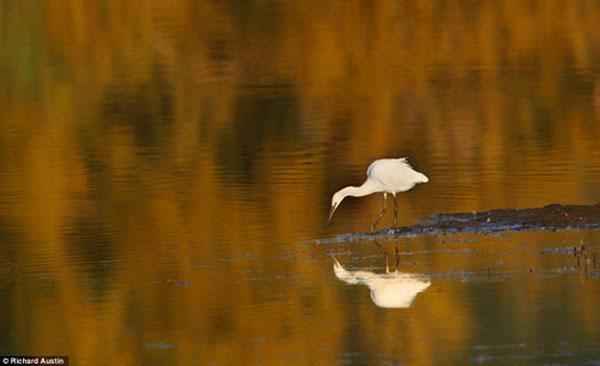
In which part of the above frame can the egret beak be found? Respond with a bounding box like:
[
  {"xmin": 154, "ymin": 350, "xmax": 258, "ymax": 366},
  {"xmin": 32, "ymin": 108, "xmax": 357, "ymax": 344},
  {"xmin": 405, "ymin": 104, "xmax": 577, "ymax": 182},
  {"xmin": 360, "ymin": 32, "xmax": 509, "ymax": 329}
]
[
  {"xmin": 327, "ymin": 203, "xmax": 338, "ymax": 224},
  {"xmin": 331, "ymin": 254, "xmax": 341, "ymax": 267}
]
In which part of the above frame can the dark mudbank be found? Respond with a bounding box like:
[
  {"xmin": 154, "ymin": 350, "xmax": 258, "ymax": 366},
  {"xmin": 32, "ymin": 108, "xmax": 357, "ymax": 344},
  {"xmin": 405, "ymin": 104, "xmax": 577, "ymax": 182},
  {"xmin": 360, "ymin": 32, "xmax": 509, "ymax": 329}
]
[{"xmin": 384, "ymin": 204, "xmax": 600, "ymax": 236}]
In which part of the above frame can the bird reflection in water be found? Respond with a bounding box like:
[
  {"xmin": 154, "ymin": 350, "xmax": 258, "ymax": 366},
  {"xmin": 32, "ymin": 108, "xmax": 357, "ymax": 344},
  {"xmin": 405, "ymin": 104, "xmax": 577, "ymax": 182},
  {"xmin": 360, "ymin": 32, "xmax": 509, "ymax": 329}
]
[{"xmin": 332, "ymin": 240, "xmax": 431, "ymax": 309}]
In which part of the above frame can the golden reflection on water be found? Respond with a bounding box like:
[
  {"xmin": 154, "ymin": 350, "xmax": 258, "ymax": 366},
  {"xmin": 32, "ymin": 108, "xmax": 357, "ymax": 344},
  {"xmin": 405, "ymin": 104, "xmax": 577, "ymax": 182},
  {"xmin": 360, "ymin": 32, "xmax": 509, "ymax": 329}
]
[
  {"xmin": 1, "ymin": 1, "xmax": 600, "ymax": 365},
  {"xmin": 333, "ymin": 254, "xmax": 431, "ymax": 309}
]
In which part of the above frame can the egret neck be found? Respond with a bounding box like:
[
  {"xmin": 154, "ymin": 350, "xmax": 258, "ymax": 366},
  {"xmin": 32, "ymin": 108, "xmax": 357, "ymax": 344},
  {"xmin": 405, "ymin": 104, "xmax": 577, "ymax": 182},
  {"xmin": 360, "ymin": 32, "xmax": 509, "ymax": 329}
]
[
  {"xmin": 328, "ymin": 179, "xmax": 380, "ymax": 223},
  {"xmin": 338, "ymin": 179, "xmax": 381, "ymax": 199}
]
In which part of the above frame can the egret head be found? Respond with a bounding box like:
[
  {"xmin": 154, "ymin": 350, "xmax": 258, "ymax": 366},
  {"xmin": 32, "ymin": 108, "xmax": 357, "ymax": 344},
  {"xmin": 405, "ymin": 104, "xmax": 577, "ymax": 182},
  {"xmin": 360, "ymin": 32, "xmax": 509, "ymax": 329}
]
[{"xmin": 327, "ymin": 190, "xmax": 346, "ymax": 224}]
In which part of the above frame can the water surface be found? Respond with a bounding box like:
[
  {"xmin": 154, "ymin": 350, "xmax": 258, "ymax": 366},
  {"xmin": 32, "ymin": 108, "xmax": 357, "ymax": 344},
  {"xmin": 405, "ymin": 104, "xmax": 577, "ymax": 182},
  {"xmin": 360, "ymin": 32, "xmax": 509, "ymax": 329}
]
[{"xmin": 1, "ymin": 1, "xmax": 600, "ymax": 365}]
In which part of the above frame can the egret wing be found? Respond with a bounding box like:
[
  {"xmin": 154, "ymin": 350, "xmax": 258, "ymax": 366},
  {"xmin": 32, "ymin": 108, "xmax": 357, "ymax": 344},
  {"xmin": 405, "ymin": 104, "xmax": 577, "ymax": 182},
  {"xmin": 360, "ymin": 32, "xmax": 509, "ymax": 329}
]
[{"xmin": 367, "ymin": 158, "xmax": 417, "ymax": 192}]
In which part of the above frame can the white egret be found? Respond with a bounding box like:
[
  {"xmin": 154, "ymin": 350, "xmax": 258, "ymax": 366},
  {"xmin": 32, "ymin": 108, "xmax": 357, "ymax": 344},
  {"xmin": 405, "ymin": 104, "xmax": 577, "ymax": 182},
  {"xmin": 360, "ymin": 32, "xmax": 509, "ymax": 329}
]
[
  {"xmin": 332, "ymin": 257, "xmax": 431, "ymax": 309},
  {"xmin": 328, "ymin": 158, "xmax": 429, "ymax": 231}
]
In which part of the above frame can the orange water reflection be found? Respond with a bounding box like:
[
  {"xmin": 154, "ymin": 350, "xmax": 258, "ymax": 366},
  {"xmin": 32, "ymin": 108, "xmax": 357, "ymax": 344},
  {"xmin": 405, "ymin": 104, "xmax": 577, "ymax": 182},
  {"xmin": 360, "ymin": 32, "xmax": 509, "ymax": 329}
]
[{"xmin": 1, "ymin": 1, "xmax": 600, "ymax": 365}]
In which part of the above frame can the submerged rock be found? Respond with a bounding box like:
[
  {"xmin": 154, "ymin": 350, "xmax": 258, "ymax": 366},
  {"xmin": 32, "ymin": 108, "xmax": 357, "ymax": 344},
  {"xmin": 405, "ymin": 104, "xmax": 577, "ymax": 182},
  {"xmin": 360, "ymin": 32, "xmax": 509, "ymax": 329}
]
[{"xmin": 383, "ymin": 204, "xmax": 600, "ymax": 236}]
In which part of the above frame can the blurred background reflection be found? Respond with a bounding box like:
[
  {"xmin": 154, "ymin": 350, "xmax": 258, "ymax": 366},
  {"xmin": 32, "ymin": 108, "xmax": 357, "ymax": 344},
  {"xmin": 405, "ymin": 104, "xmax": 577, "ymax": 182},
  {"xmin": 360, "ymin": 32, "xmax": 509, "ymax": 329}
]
[{"xmin": 1, "ymin": 1, "xmax": 600, "ymax": 365}]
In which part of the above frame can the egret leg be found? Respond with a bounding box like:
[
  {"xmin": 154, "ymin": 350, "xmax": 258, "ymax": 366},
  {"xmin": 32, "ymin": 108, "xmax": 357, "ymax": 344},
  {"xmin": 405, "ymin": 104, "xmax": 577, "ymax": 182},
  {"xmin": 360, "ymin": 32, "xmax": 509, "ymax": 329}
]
[
  {"xmin": 371, "ymin": 193, "xmax": 388, "ymax": 232},
  {"xmin": 373, "ymin": 239, "xmax": 389, "ymax": 273},
  {"xmin": 393, "ymin": 195, "xmax": 399, "ymax": 227},
  {"xmin": 385, "ymin": 253, "xmax": 389, "ymax": 274},
  {"xmin": 374, "ymin": 239, "xmax": 386, "ymax": 255}
]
